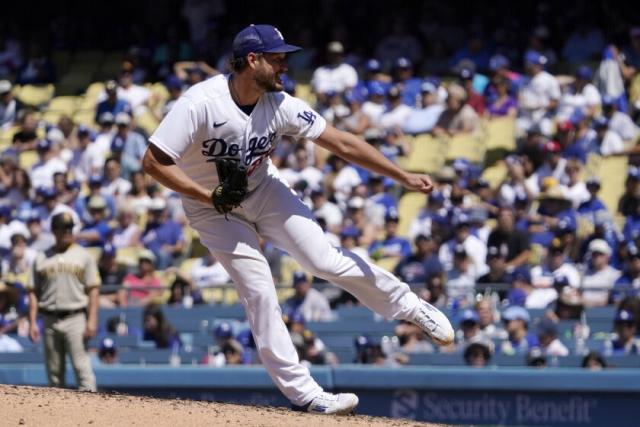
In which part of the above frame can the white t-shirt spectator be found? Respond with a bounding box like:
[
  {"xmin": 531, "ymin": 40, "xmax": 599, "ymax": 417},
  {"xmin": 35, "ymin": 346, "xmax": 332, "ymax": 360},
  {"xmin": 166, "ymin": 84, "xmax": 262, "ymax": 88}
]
[
  {"xmin": 310, "ymin": 63, "xmax": 358, "ymax": 95},
  {"xmin": 557, "ymin": 83, "xmax": 601, "ymax": 121},
  {"xmin": 279, "ymin": 166, "xmax": 323, "ymax": 190},
  {"xmin": 599, "ymin": 129, "xmax": 624, "ymax": 156},
  {"xmin": 98, "ymin": 85, "xmax": 150, "ymax": 116},
  {"xmin": 30, "ymin": 157, "xmax": 68, "ymax": 189},
  {"xmin": 562, "ymin": 182, "xmax": 590, "ymax": 209},
  {"xmin": 529, "ymin": 263, "xmax": 581, "ymax": 309},
  {"xmin": 361, "ymin": 101, "xmax": 386, "ymax": 124},
  {"xmin": 332, "ymin": 166, "xmax": 361, "ymax": 204},
  {"xmin": 379, "ymin": 104, "xmax": 412, "ymax": 130},
  {"xmin": 439, "ymin": 236, "xmax": 488, "ymax": 276},
  {"xmin": 519, "ymin": 71, "xmax": 561, "ymax": 111},
  {"xmin": 581, "ymin": 266, "xmax": 621, "ymax": 307},
  {"xmin": 190, "ymin": 257, "xmax": 231, "ymax": 288},
  {"xmin": 608, "ymin": 111, "xmax": 640, "ymax": 142},
  {"xmin": 313, "ymin": 201, "xmax": 343, "ymax": 230}
]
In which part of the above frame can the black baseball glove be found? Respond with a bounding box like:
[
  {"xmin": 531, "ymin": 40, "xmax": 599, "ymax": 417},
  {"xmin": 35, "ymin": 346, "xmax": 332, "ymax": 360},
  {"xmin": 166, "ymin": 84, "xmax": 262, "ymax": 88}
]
[{"xmin": 211, "ymin": 159, "xmax": 248, "ymax": 217}]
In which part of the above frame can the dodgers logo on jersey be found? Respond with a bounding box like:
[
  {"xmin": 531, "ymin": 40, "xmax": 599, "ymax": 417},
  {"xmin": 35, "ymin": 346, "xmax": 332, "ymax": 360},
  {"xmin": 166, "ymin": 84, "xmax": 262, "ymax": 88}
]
[
  {"xmin": 201, "ymin": 138, "xmax": 241, "ymax": 161},
  {"xmin": 201, "ymin": 131, "xmax": 278, "ymax": 176}
]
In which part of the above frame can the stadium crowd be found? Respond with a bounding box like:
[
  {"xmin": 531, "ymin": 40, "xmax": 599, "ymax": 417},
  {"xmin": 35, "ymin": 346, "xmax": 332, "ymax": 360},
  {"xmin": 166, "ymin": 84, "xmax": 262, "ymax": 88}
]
[{"xmin": 2, "ymin": 2, "xmax": 640, "ymax": 370}]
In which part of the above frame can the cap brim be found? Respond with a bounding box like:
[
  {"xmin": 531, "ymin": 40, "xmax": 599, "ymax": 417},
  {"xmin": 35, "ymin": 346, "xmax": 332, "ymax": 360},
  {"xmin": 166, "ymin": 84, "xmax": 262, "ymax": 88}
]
[{"xmin": 263, "ymin": 43, "xmax": 302, "ymax": 54}]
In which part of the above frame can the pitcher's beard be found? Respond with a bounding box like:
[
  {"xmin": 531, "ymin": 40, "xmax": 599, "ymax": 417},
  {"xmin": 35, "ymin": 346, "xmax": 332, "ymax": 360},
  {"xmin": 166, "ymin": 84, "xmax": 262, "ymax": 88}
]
[{"xmin": 254, "ymin": 72, "xmax": 283, "ymax": 92}]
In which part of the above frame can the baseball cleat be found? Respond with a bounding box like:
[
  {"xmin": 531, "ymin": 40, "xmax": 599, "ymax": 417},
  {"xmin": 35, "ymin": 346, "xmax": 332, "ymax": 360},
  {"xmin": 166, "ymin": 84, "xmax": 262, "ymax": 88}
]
[
  {"xmin": 292, "ymin": 392, "xmax": 359, "ymax": 415},
  {"xmin": 409, "ymin": 299, "xmax": 455, "ymax": 346}
]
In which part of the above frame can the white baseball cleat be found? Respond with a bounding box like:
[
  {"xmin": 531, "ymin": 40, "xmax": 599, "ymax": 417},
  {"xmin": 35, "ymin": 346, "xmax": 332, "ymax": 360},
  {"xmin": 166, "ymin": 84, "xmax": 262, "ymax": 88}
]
[
  {"xmin": 409, "ymin": 299, "xmax": 455, "ymax": 346},
  {"xmin": 293, "ymin": 392, "xmax": 359, "ymax": 415}
]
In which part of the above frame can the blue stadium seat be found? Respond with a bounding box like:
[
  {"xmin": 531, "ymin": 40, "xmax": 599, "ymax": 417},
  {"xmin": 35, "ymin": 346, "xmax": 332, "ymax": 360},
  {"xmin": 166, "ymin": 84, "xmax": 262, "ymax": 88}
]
[
  {"xmin": 0, "ymin": 352, "xmax": 45, "ymax": 363},
  {"xmin": 87, "ymin": 334, "xmax": 140, "ymax": 350},
  {"xmin": 118, "ymin": 349, "xmax": 205, "ymax": 365}
]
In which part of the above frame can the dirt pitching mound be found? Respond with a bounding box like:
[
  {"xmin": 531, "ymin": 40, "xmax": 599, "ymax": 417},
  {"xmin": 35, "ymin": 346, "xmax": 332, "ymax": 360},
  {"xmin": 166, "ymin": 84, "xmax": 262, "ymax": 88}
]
[{"xmin": 0, "ymin": 385, "xmax": 447, "ymax": 427}]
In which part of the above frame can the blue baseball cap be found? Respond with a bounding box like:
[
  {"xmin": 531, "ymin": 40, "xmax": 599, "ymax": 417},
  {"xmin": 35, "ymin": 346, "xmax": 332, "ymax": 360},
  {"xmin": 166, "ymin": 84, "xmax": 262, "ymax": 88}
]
[
  {"xmin": 292, "ymin": 271, "xmax": 308, "ymax": 286},
  {"xmin": 489, "ymin": 54, "xmax": 509, "ymax": 71},
  {"xmin": 111, "ymin": 136, "xmax": 125, "ymax": 152},
  {"xmin": 36, "ymin": 139, "xmax": 52, "ymax": 152},
  {"xmin": 601, "ymin": 95, "xmax": 615, "ymax": 106},
  {"xmin": 537, "ymin": 318, "xmax": 558, "ymax": 336},
  {"xmin": 459, "ymin": 309, "xmax": 479, "ymax": 325},
  {"xmin": 524, "ymin": 50, "xmax": 547, "ymax": 66},
  {"xmin": 0, "ymin": 205, "xmax": 12, "ymax": 218},
  {"xmin": 511, "ymin": 266, "xmax": 531, "ymax": 284},
  {"xmin": 36, "ymin": 186, "xmax": 56, "ymax": 199},
  {"xmin": 288, "ymin": 310, "xmax": 305, "ymax": 325},
  {"xmin": 629, "ymin": 166, "xmax": 640, "ymax": 180},
  {"xmin": 502, "ymin": 306, "xmax": 531, "ymax": 324},
  {"xmin": 615, "ymin": 310, "xmax": 635, "ymax": 323},
  {"xmin": 88, "ymin": 174, "xmax": 103, "ymax": 186},
  {"xmin": 99, "ymin": 337, "xmax": 117, "ymax": 353},
  {"xmin": 556, "ymin": 215, "xmax": 577, "ymax": 234},
  {"xmin": 395, "ymin": 57, "xmax": 412, "ymax": 69},
  {"xmin": 385, "ymin": 208, "xmax": 400, "ymax": 223},
  {"xmin": 103, "ymin": 243, "xmax": 116, "ymax": 258},
  {"xmin": 593, "ymin": 116, "xmax": 609, "ymax": 128},
  {"xmin": 507, "ymin": 288, "xmax": 527, "ymax": 307},
  {"xmin": 453, "ymin": 157, "xmax": 470, "ymax": 172},
  {"xmin": 355, "ymin": 334, "xmax": 373, "ymax": 350},
  {"xmin": 367, "ymin": 81, "xmax": 387, "ymax": 97},
  {"xmin": 214, "ymin": 321, "xmax": 233, "ymax": 339},
  {"xmin": 340, "ymin": 225, "xmax": 361, "ymax": 239},
  {"xmin": 165, "ymin": 75, "xmax": 183, "ymax": 91},
  {"xmin": 365, "ymin": 59, "xmax": 381, "ymax": 72},
  {"xmin": 232, "ymin": 24, "xmax": 301, "ymax": 59},
  {"xmin": 429, "ymin": 190, "xmax": 445, "ymax": 204},
  {"xmin": 576, "ymin": 65, "xmax": 593, "ymax": 80}
]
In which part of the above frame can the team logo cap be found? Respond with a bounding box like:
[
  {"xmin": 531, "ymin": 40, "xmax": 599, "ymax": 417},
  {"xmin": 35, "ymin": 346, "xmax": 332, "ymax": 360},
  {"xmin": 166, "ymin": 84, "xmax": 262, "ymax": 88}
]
[{"xmin": 232, "ymin": 24, "xmax": 301, "ymax": 59}]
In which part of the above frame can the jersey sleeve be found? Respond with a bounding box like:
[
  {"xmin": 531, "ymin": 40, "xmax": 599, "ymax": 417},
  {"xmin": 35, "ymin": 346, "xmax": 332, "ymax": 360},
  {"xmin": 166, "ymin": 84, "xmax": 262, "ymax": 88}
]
[
  {"xmin": 84, "ymin": 252, "xmax": 102, "ymax": 288},
  {"xmin": 149, "ymin": 96, "xmax": 199, "ymax": 160},
  {"xmin": 279, "ymin": 94, "xmax": 327, "ymax": 140}
]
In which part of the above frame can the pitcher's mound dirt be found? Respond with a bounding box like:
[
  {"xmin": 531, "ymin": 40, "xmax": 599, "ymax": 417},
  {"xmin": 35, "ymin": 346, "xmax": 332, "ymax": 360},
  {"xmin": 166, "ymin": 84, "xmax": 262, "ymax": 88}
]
[{"xmin": 0, "ymin": 385, "xmax": 447, "ymax": 427}]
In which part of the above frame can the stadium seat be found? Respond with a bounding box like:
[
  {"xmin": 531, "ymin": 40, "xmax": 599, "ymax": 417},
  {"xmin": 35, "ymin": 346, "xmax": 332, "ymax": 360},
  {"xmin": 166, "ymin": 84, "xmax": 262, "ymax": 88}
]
[
  {"xmin": 397, "ymin": 191, "xmax": 426, "ymax": 238},
  {"xmin": 481, "ymin": 161, "xmax": 508, "ymax": 189},
  {"xmin": 596, "ymin": 156, "xmax": 627, "ymax": 214},
  {"xmin": 484, "ymin": 116, "xmax": 516, "ymax": 151},
  {"xmin": 47, "ymin": 96, "xmax": 79, "ymax": 116},
  {"xmin": 15, "ymin": 84, "xmax": 55, "ymax": 107},
  {"xmin": 0, "ymin": 352, "xmax": 45, "ymax": 364},
  {"xmin": 294, "ymin": 83, "xmax": 316, "ymax": 106},
  {"xmin": 404, "ymin": 134, "xmax": 446, "ymax": 174},
  {"xmin": 72, "ymin": 109, "xmax": 96, "ymax": 127},
  {"xmin": 135, "ymin": 109, "xmax": 160, "ymax": 135},
  {"xmin": 116, "ymin": 246, "xmax": 143, "ymax": 267},
  {"xmin": 118, "ymin": 349, "xmax": 205, "ymax": 365},
  {"xmin": 444, "ymin": 133, "xmax": 485, "ymax": 163},
  {"xmin": 375, "ymin": 256, "xmax": 400, "ymax": 272}
]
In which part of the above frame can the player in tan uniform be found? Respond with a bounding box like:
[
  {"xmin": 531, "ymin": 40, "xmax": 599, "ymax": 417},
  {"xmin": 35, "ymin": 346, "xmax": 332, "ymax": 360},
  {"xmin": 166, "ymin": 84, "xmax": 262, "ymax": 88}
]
[{"xmin": 27, "ymin": 212, "xmax": 101, "ymax": 392}]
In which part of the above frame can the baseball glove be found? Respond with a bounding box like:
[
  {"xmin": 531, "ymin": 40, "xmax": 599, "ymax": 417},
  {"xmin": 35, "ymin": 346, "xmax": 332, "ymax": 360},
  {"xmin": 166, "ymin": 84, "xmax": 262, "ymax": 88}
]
[{"xmin": 211, "ymin": 159, "xmax": 248, "ymax": 217}]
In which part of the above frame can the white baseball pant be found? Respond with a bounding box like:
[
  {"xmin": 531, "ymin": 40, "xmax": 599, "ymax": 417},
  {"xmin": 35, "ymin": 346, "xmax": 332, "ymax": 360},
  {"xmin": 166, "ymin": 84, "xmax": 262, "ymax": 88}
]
[{"xmin": 189, "ymin": 174, "xmax": 421, "ymax": 405}]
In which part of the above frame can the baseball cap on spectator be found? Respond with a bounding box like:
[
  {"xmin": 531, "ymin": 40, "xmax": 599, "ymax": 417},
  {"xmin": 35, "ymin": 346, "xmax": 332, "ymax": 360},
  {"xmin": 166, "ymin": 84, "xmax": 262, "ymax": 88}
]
[
  {"xmin": 586, "ymin": 176, "xmax": 601, "ymax": 188},
  {"xmin": 88, "ymin": 195, "xmax": 107, "ymax": 210},
  {"xmin": 601, "ymin": 95, "xmax": 615, "ymax": 106},
  {"xmin": 355, "ymin": 334, "xmax": 373, "ymax": 350},
  {"xmin": 0, "ymin": 204, "xmax": 12, "ymax": 219},
  {"xmin": 385, "ymin": 208, "xmax": 400, "ymax": 223},
  {"xmin": 149, "ymin": 198, "xmax": 167, "ymax": 211},
  {"xmin": 628, "ymin": 166, "xmax": 640, "ymax": 180},
  {"xmin": 524, "ymin": 50, "xmax": 547, "ymax": 66},
  {"xmin": 452, "ymin": 59, "xmax": 476, "ymax": 79},
  {"xmin": 46, "ymin": 128, "xmax": 64, "ymax": 146},
  {"xmin": 36, "ymin": 139, "xmax": 52, "ymax": 152},
  {"xmin": 21, "ymin": 209, "xmax": 40, "ymax": 224},
  {"xmin": 570, "ymin": 108, "xmax": 586, "ymax": 125},
  {"xmin": 543, "ymin": 140, "xmax": 562, "ymax": 154},
  {"xmin": 327, "ymin": 41, "xmax": 344, "ymax": 54},
  {"xmin": 115, "ymin": 112, "xmax": 131, "ymax": 126},
  {"xmin": 502, "ymin": 306, "xmax": 530, "ymax": 324},
  {"xmin": 615, "ymin": 309, "xmax": 636, "ymax": 324},
  {"xmin": 459, "ymin": 309, "xmax": 479, "ymax": 325},
  {"xmin": 0, "ymin": 80, "xmax": 12, "ymax": 95},
  {"xmin": 452, "ymin": 157, "xmax": 470, "ymax": 172},
  {"xmin": 51, "ymin": 212, "xmax": 75, "ymax": 230},
  {"xmin": 88, "ymin": 174, "xmax": 103, "ymax": 187},
  {"xmin": 507, "ymin": 288, "xmax": 527, "ymax": 307},
  {"xmin": 588, "ymin": 239, "xmax": 612, "ymax": 256},
  {"xmin": 447, "ymin": 83, "xmax": 467, "ymax": 101},
  {"xmin": 453, "ymin": 244, "xmax": 467, "ymax": 258},
  {"xmin": 288, "ymin": 310, "xmax": 305, "ymax": 325},
  {"xmin": 576, "ymin": 66, "xmax": 593, "ymax": 80},
  {"xmin": 511, "ymin": 266, "xmax": 531, "ymax": 284},
  {"xmin": 489, "ymin": 54, "xmax": 509, "ymax": 71},
  {"xmin": 347, "ymin": 196, "xmax": 365, "ymax": 210},
  {"xmin": 9, "ymin": 221, "xmax": 30, "ymax": 241},
  {"xmin": 556, "ymin": 215, "xmax": 576, "ymax": 234},
  {"xmin": 111, "ymin": 136, "xmax": 125, "ymax": 153},
  {"xmin": 340, "ymin": 225, "xmax": 361, "ymax": 239},
  {"xmin": 292, "ymin": 271, "xmax": 308, "ymax": 286},
  {"xmin": 98, "ymin": 112, "xmax": 115, "ymax": 126},
  {"xmin": 420, "ymin": 80, "xmax": 437, "ymax": 94},
  {"xmin": 105, "ymin": 79, "xmax": 118, "ymax": 93},
  {"xmin": 36, "ymin": 186, "xmax": 56, "ymax": 199},
  {"xmin": 232, "ymin": 24, "xmax": 301, "ymax": 59},
  {"xmin": 215, "ymin": 321, "xmax": 233, "ymax": 339},
  {"xmin": 161, "ymin": 75, "xmax": 181, "ymax": 92},
  {"xmin": 593, "ymin": 116, "xmax": 609, "ymax": 129},
  {"xmin": 475, "ymin": 178, "xmax": 490, "ymax": 189},
  {"xmin": 103, "ymin": 243, "xmax": 116, "ymax": 258},
  {"xmin": 365, "ymin": 59, "xmax": 381, "ymax": 72},
  {"xmin": 453, "ymin": 212, "xmax": 471, "ymax": 228},
  {"xmin": 138, "ymin": 249, "xmax": 156, "ymax": 264},
  {"xmin": 395, "ymin": 57, "xmax": 412, "ymax": 69},
  {"xmin": 537, "ymin": 318, "xmax": 558, "ymax": 336},
  {"xmin": 77, "ymin": 125, "xmax": 92, "ymax": 137},
  {"xmin": 429, "ymin": 190, "xmax": 445, "ymax": 204},
  {"xmin": 388, "ymin": 85, "xmax": 402, "ymax": 99},
  {"xmin": 627, "ymin": 243, "xmax": 640, "ymax": 260},
  {"xmin": 99, "ymin": 337, "xmax": 117, "ymax": 355}
]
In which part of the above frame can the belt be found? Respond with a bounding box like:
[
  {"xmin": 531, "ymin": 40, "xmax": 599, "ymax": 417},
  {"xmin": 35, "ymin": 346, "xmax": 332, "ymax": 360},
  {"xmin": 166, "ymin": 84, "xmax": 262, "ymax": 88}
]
[{"xmin": 40, "ymin": 308, "xmax": 86, "ymax": 318}]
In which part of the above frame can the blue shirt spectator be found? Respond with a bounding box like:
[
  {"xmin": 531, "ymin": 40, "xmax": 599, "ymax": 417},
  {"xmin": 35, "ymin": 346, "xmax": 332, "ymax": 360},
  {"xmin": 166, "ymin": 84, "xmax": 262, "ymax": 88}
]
[
  {"xmin": 111, "ymin": 112, "xmax": 147, "ymax": 179},
  {"xmin": 369, "ymin": 210, "xmax": 411, "ymax": 259},
  {"xmin": 141, "ymin": 199, "xmax": 185, "ymax": 270},
  {"xmin": 394, "ymin": 234, "xmax": 443, "ymax": 284}
]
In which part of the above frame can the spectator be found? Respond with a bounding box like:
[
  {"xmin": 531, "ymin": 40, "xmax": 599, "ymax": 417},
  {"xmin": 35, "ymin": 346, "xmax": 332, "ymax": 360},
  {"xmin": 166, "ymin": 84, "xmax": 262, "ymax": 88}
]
[
  {"xmin": 353, "ymin": 334, "xmax": 387, "ymax": 365},
  {"xmin": 29, "ymin": 139, "xmax": 67, "ymax": 189},
  {"xmin": 279, "ymin": 144, "xmax": 323, "ymax": 191},
  {"xmin": 582, "ymin": 351, "xmax": 607, "ymax": 370},
  {"xmin": 166, "ymin": 274, "xmax": 203, "ymax": 307},
  {"xmin": 499, "ymin": 155, "xmax": 540, "ymax": 205},
  {"xmin": 557, "ymin": 66, "xmax": 601, "ymax": 121},
  {"xmin": 369, "ymin": 210, "xmax": 411, "ymax": 260},
  {"xmin": 499, "ymin": 306, "xmax": 539, "ymax": 354},
  {"xmin": 1, "ymin": 227, "xmax": 37, "ymax": 285},
  {"xmin": 189, "ymin": 252, "xmax": 231, "ymax": 289},
  {"xmin": 311, "ymin": 188, "xmax": 342, "ymax": 234},
  {"xmin": 454, "ymin": 59, "xmax": 486, "ymax": 115},
  {"xmin": 110, "ymin": 112, "xmax": 147, "ymax": 179},
  {"xmin": 445, "ymin": 244, "xmax": 477, "ymax": 305},
  {"xmin": 593, "ymin": 116, "xmax": 624, "ymax": 156},
  {"xmin": 610, "ymin": 309, "xmax": 640, "ymax": 355},
  {"xmin": 517, "ymin": 50, "xmax": 560, "ymax": 137},
  {"xmin": 160, "ymin": 75, "xmax": 184, "ymax": 118},
  {"xmin": 112, "ymin": 68, "xmax": 151, "ymax": 116},
  {"xmin": 394, "ymin": 320, "xmax": 434, "ymax": 354},
  {"xmin": 339, "ymin": 225, "xmax": 371, "ymax": 264},
  {"xmin": 97, "ymin": 337, "xmax": 118, "ymax": 364},
  {"xmin": 379, "ymin": 85, "xmax": 412, "ymax": 131},
  {"xmin": 394, "ymin": 234, "xmax": 442, "ymax": 284},
  {"xmin": 123, "ymin": 250, "xmax": 163, "ymax": 306},
  {"xmin": 283, "ymin": 272, "xmax": 332, "ymax": 322},
  {"xmin": 432, "ymin": 83, "xmax": 480, "ymax": 136},
  {"xmin": 577, "ymin": 177, "xmax": 608, "ymax": 220},
  {"xmin": 601, "ymin": 95, "xmax": 639, "ymax": 143},
  {"xmin": 581, "ymin": 239, "xmax": 621, "ymax": 307},
  {"xmin": 142, "ymin": 304, "xmax": 180, "ymax": 349},
  {"xmin": 75, "ymin": 175, "xmax": 117, "ymax": 224},
  {"xmin": 487, "ymin": 207, "xmax": 531, "ymax": 269},
  {"xmin": 327, "ymin": 155, "xmax": 361, "ymax": 207},
  {"xmin": 612, "ymin": 245, "xmax": 640, "ymax": 302},
  {"xmin": 530, "ymin": 238, "xmax": 581, "ymax": 309},
  {"xmin": 464, "ymin": 342, "xmax": 492, "ymax": 368},
  {"xmin": 310, "ymin": 41, "xmax": 358, "ymax": 102},
  {"xmin": 94, "ymin": 80, "xmax": 132, "ymax": 124},
  {"xmin": 420, "ymin": 273, "xmax": 447, "ymax": 308},
  {"xmin": 402, "ymin": 80, "xmax": 445, "ymax": 134},
  {"xmin": 69, "ymin": 125, "xmax": 101, "ymax": 183},
  {"xmin": 102, "ymin": 157, "xmax": 132, "ymax": 203},
  {"xmin": 361, "ymin": 81, "xmax": 387, "ymax": 124},
  {"xmin": 0, "ymin": 80, "xmax": 20, "ymax": 128},
  {"xmin": 439, "ymin": 212, "xmax": 488, "ymax": 275},
  {"xmin": 97, "ymin": 244, "xmax": 127, "ymax": 308},
  {"xmin": 0, "ymin": 281, "xmax": 19, "ymax": 336},
  {"xmin": 11, "ymin": 109, "xmax": 38, "ymax": 151},
  {"xmin": 487, "ymin": 75, "xmax": 517, "ymax": 118},
  {"xmin": 93, "ymin": 112, "xmax": 116, "ymax": 158},
  {"xmin": 623, "ymin": 26, "xmax": 640, "ymax": 70},
  {"xmin": 75, "ymin": 196, "xmax": 111, "ymax": 248},
  {"xmin": 561, "ymin": 159, "xmax": 590, "ymax": 209},
  {"xmin": 336, "ymin": 90, "xmax": 370, "ymax": 135},
  {"xmin": 456, "ymin": 309, "xmax": 485, "ymax": 347},
  {"xmin": 123, "ymin": 170, "xmax": 152, "ymax": 216},
  {"xmin": 536, "ymin": 141, "xmax": 567, "ymax": 187},
  {"xmin": 526, "ymin": 348, "xmax": 548, "ymax": 368},
  {"xmin": 24, "ymin": 210, "xmax": 54, "ymax": 252},
  {"xmin": 140, "ymin": 198, "xmax": 185, "ymax": 270},
  {"xmin": 618, "ymin": 167, "xmax": 640, "ymax": 217},
  {"xmin": 536, "ymin": 317, "xmax": 569, "ymax": 356},
  {"xmin": 390, "ymin": 57, "xmax": 422, "ymax": 107},
  {"xmin": 476, "ymin": 298, "xmax": 506, "ymax": 340},
  {"xmin": 111, "ymin": 207, "xmax": 141, "ymax": 249},
  {"xmin": 477, "ymin": 245, "xmax": 510, "ymax": 287}
]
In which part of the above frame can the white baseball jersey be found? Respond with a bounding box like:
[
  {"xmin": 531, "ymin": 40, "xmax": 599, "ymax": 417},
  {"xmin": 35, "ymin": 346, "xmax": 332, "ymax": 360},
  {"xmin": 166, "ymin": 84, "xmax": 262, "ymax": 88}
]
[{"xmin": 149, "ymin": 74, "xmax": 326, "ymax": 222}]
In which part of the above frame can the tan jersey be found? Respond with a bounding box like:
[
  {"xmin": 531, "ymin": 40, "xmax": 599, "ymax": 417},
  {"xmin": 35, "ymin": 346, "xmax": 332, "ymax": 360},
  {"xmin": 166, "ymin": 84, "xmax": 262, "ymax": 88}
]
[{"xmin": 27, "ymin": 244, "xmax": 101, "ymax": 311}]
